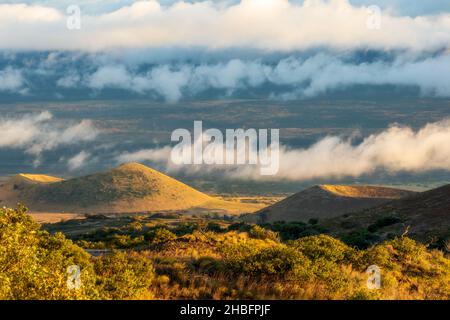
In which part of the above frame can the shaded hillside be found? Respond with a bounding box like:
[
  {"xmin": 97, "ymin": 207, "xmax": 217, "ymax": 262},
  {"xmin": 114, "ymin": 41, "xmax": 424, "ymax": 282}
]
[
  {"xmin": 0, "ymin": 163, "xmax": 261, "ymax": 215},
  {"xmin": 322, "ymin": 184, "xmax": 450, "ymax": 244},
  {"xmin": 244, "ymin": 185, "xmax": 415, "ymax": 223}
]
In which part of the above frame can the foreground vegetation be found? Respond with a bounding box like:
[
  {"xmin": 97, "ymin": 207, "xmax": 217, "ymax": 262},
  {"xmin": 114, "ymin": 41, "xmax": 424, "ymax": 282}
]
[{"xmin": 1, "ymin": 207, "xmax": 449, "ymax": 300}]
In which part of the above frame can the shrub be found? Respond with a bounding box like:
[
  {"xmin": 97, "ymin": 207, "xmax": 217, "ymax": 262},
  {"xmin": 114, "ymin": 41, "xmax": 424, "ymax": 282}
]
[
  {"xmin": 146, "ymin": 228, "xmax": 177, "ymax": 244},
  {"xmin": 237, "ymin": 246, "xmax": 311, "ymax": 280},
  {"xmin": 262, "ymin": 221, "xmax": 319, "ymax": 241},
  {"xmin": 111, "ymin": 234, "xmax": 145, "ymax": 248},
  {"xmin": 291, "ymin": 234, "xmax": 356, "ymax": 263},
  {"xmin": 289, "ymin": 235, "xmax": 361, "ymax": 293},
  {"xmin": 206, "ymin": 222, "xmax": 223, "ymax": 233},
  {"xmin": 361, "ymin": 237, "xmax": 450, "ymax": 298},
  {"xmin": 193, "ymin": 256, "xmax": 223, "ymax": 274},
  {"xmin": 248, "ymin": 225, "xmax": 279, "ymax": 241},
  {"xmin": 173, "ymin": 222, "xmax": 199, "ymax": 236},
  {"xmin": 0, "ymin": 206, "xmax": 98, "ymax": 299},
  {"xmin": 227, "ymin": 222, "xmax": 251, "ymax": 232},
  {"xmin": 94, "ymin": 251, "xmax": 154, "ymax": 299},
  {"xmin": 342, "ymin": 229, "xmax": 380, "ymax": 249},
  {"xmin": 368, "ymin": 216, "xmax": 402, "ymax": 233}
]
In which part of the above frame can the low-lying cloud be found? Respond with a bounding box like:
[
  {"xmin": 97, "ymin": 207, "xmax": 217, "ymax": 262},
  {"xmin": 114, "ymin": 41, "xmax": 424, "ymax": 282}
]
[
  {"xmin": 57, "ymin": 53, "xmax": 450, "ymax": 102},
  {"xmin": 0, "ymin": 111, "xmax": 99, "ymax": 165},
  {"xmin": 116, "ymin": 119, "xmax": 450, "ymax": 181},
  {"xmin": 66, "ymin": 150, "xmax": 92, "ymax": 171},
  {"xmin": 0, "ymin": 68, "xmax": 25, "ymax": 93}
]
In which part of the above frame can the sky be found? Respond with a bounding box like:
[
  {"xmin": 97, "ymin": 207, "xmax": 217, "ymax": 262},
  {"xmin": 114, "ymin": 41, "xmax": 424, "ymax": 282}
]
[
  {"xmin": 1, "ymin": 0, "xmax": 450, "ymax": 51},
  {"xmin": 4, "ymin": 0, "xmax": 450, "ymax": 16},
  {"xmin": 1, "ymin": 0, "xmax": 450, "ymax": 179},
  {"xmin": 0, "ymin": 0, "xmax": 450, "ymax": 102}
]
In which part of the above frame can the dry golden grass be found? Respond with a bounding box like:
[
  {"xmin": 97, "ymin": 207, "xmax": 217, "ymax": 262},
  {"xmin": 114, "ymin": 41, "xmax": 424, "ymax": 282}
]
[
  {"xmin": 17, "ymin": 174, "xmax": 63, "ymax": 184},
  {"xmin": 0, "ymin": 163, "xmax": 262, "ymax": 215},
  {"xmin": 139, "ymin": 231, "xmax": 450, "ymax": 300},
  {"xmin": 28, "ymin": 212, "xmax": 84, "ymax": 224},
  {"xmin": 320, "ymin": 184, "xmax": 412, "ymax": 198}
]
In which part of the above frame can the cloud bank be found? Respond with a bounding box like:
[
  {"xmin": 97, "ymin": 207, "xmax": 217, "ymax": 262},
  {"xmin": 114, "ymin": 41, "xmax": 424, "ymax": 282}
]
[
  {"xmin": 1, "ymin": 0, "xmax": 450, "ymax": 51},
  {"xmin": 8, "ymin": 1, "xmax": 450, "ymax": 17},
  {"xmin": 1, "ymin": 1, "xmax": 449, "ymax": 101},
  {"xmin": 59, "ymin": 53, "xmax": 450, "ymax": 101},
  {"xmin": 0, "ymin": 111, "xmax": 99, "ymax": 165},
  {"xmin": 2, "ymin": 52, "xmax": 449, "ymax": 101},
  {"xmin": 116, "ymin": 119, "xmax": 450, "ymax": 181}
]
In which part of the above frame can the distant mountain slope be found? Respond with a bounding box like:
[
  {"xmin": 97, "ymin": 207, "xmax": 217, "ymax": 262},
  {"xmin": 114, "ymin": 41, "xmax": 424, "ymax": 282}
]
[
  {"xmin": 322, "ymin": 184, "xmax": 450, "ymax": 243},
  {"xmin": 245, "ymin": 185, "xmax": 415, "ymax": 223},
  {"xmin": 0, "ymin": 173, "xmax": 64, "ymax": 207},
  {"xmin": 14, "ymin": 174, "xmax": 64, "ymax": 184},
  {"xmin": 0, "ymin": 163, "xmax": 260, "ymax": 215}
]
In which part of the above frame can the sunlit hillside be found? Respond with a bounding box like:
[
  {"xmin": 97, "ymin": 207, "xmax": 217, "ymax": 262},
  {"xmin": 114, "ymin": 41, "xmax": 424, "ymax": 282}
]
[{"xmin": 0, "ymin": 163, "xmax": 262, "ymax": 215}]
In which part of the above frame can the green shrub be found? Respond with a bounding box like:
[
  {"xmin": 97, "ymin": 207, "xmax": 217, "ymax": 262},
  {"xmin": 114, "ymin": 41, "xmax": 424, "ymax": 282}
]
[
  {"xmin": 173, "ymin": 222, "xmax": 199, "ymax": 236},
  {"xmin": 206, "ymin": 222, "xmax": 223, "ymax": 233},
  {"xmin": 193, "ymin": 256, "xmax": 223, "ymax": 274},
  {"xmin": 342, "ymin": 229, "xmax": 380, "ymax": 249},
  {"xmin": 146, "ymin": 228, "xmax": 177, "ymax": 244},
  {"xmin": 261, "ymin": 221, "xmax": 320, "ymax": 241},
  {"xmin": 0, "ymin": 206, "xmax": 98, "ymax": 299},
  {"xmin": 248, "ymin": 225, "xmax": 279, "ymax": 241},
  {"xmin": 368, "ymin": 216, "xmax": 402, "ymax": 233},
  {"xmin": 237, "ymin": 246, "xmax": 311, "ymax": 280},
  {"xmin": 291, "ymin": 234, "xmax": 356, "ymax": 263},
  {"xmin": 94, "ymin": 251, "xmax": 154, "ymax": 299},
  {"xmin": 111, "ymin": 234, "xmax": 145, "ymax": 248},
  {"xmin": 227, "ymin": 222, "xmax": 251, "ymax": 232}
]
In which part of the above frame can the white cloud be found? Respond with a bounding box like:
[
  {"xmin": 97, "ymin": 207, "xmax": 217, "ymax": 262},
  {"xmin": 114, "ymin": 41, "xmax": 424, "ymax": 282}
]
[
  {"xmin": 269, "ymin": 53, "xmax": 450, "ymax": 98},
  {"xmin": 0, "ymin": 3, "xmax": 61, "ymax": 22},
  {"xmin": 87, "ymin": 65, "xmax": 133, "ymax": 90},
  {"xmin": 116, "ymin": 119, "xmax": 450, "ymax": 181},
  {"xmin": 0, "ymin": 68, "xmax": 25, "ymax": 92},
  {"xmin": 56, "ymin": 72, "xmax": 81, "ymax": 88},
  {"xmin": 0, "ymin": 111, "xmax": 100, "ymax": 163},
  {"xmin": 67, "ymin": 151, "xmax": 91, "ymax": 171},
  {"xmin": 1, "ymin": 0, "xmax": 450, "ymax": 51},
  {"xmin": 274, "ymin": 119, "xmax": 450, "ymax": 180},
  {"xmin": 71, "ymin": 53, "xmax": 450, "ymax": 101},
  {"xmin": 116, "ymin": 146, "xmax": 172, "ymax": 163},
  {"xmin": 8, "ymin": 1, "xmax": 450, "ymax": 17}
]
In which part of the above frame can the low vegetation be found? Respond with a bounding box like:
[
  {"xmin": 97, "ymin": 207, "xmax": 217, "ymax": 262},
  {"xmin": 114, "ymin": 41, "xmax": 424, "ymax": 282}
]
[
  {"xmin": 0, "ymin": 206, "xmax": 154, "ymax": 299},
  {"xmin": 1, "ymin": 206, "xmax": 449, "ymax": 300}
]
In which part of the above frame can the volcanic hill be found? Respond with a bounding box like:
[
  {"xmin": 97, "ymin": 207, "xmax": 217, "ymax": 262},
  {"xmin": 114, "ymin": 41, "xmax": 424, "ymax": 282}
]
[
  {"xmin": 0, "ymin": 163, "xmax": 260, "ymax": 215},
  {"xmin": 322, "ymin": 184, "xmax": 450, "ymax": 243},
  {"xmin": 245, "ymin": 184, "xmax": 415, "ymax": 223}
]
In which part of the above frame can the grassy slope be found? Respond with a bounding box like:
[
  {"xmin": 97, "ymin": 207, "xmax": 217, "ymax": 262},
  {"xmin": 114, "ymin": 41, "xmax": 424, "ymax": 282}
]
[
  {"xmin": 321, "ymin": 184, "xmax": 450, "ymax": 243},
  {"xmin": 0, "ymin": 163, "xmax": 261, "ymax": 215},
  {"xmin": 245, "ymin": 185, "xmax": 415, "ymax": 223}
]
